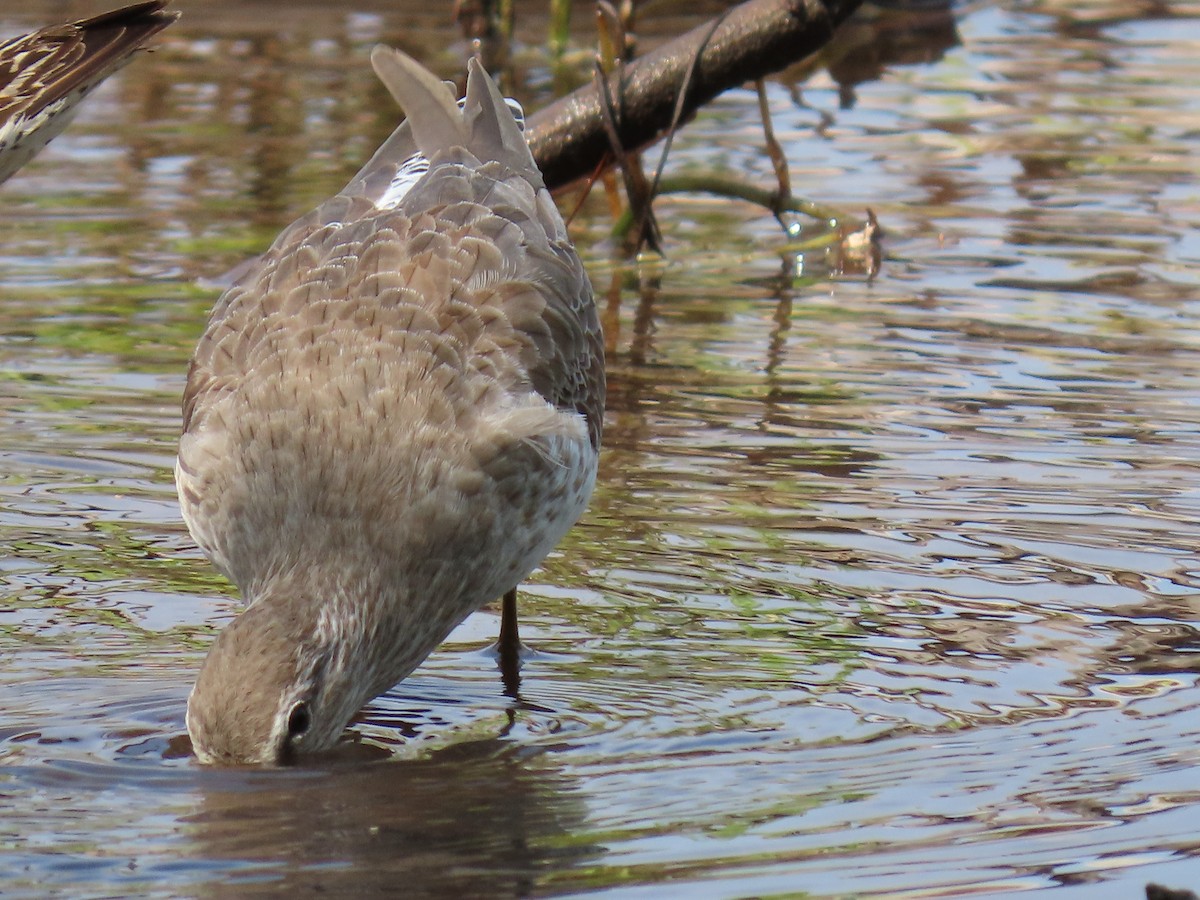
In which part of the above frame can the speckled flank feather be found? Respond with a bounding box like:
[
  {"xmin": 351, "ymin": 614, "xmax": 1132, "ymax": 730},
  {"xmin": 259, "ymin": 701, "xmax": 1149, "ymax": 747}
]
[
  {"xmin": 180, "ymin": 49, "xmax": 604, "ymax": 764},
  {"xmin": 0, "ymin": 2, "xmax": 177, "ymax": 185}
]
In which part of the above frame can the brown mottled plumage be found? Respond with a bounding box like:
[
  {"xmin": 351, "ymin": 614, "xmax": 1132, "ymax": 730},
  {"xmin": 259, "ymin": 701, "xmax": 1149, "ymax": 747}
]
[
  {"xmin": 180, "ymin": 48, "xmax": 604, "ymax": 765},
  {"xmin": 0, "ymin": 2, "xmax": 176, "ymax": 185}
]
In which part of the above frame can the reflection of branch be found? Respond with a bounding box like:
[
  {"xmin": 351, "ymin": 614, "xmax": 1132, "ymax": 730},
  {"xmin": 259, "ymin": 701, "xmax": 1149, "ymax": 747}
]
[{"xmin": 526, "ymin": 0, "xmax": 864, "ymax": 189}]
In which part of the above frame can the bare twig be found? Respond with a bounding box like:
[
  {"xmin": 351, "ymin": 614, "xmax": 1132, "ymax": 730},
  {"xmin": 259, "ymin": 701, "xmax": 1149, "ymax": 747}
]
[
  {"xmin": 632, "ymin": 10, "xmax": 729, "ymax": 254},
  {"xmin": 528, "ymin": 0, "xmax": 863, "ymax": 189},
  {"xmin": 755, "ymin": 78, "xmax": 793, "ymax": 224},
  {"xmin": 593, "ymin": 4, "xmax": 662, "ymax": 254}
]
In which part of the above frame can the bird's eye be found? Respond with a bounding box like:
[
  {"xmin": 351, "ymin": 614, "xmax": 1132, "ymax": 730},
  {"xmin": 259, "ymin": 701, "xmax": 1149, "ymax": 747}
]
[{"xmin": 286, "ymin": 701, "xmax": 311, "ymax": 740}]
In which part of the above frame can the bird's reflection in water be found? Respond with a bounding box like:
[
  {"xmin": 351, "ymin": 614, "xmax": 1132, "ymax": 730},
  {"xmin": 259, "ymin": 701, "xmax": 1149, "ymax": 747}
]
[{"xmin": 182, "ymin": 738, "xmax": 594, "ymax": 897}]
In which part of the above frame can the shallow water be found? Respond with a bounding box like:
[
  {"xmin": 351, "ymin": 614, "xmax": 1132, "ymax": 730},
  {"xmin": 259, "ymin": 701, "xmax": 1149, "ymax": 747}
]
[{"xmin": 2, "ymin": 0, "xmax": 1200, "ymax": 897}]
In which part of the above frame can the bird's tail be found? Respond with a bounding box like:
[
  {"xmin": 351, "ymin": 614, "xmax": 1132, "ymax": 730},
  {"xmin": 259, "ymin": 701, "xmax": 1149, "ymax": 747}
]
[
  {"xmin": 369, "ymin": 47, "xmax": 538, "ymax": 180},
  {"xmin": 243, "ymin": 47, "xmax": 543, "ymax": 264}
]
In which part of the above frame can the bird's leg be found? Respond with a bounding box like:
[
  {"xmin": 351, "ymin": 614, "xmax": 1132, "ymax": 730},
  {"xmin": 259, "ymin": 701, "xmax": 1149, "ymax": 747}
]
[
  {"xmin": 497, "ymin": 587, "xmax": 522, "ymax": 697},
  {"xmin": 499, "ymin": 587, "xmax": 520, "ymax": 652}
]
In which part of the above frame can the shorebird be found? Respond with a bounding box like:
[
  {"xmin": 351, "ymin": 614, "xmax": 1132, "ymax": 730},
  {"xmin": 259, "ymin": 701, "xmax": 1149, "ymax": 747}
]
[
  {"xmin": 180, "ymin": 48, "xmax": 604, "ymax": 765},
  {"xmin": 0, "ymin": 1, "xmax": 176, "ymax": 186}
]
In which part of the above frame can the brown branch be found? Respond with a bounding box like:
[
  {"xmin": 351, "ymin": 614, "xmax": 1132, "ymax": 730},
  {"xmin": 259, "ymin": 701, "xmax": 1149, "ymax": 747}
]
[
  {"xmin": 526, "ymin": 0, "xmax": 864, "ymax": 190},
  {"xmin": 655, "ymin": 173, "xmax": 841, "ymax": 223}
]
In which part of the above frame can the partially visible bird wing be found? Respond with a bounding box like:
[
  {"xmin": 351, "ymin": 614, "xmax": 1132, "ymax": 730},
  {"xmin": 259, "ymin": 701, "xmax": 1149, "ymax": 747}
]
[
  {"xmin": 195, "ymin": 50, "xmax": 604, "ymax": 449},
  {"xmin": 0, "ymin": 1, "xmax": 177, "ymax": 185}
]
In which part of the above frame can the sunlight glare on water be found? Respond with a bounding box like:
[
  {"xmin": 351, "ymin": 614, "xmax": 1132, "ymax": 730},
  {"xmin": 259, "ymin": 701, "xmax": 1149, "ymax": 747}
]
[{"xmin": 2, "ymin": 0, "xmax": 1200, "ymax": 897}]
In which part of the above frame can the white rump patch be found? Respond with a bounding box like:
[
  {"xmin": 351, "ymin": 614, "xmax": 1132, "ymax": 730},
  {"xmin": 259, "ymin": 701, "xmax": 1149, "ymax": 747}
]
[
  {"xmin": 376, "ymin": 152, "xmax": 430, "ymax": 210},
  {"xmin": 373, "ymin": 96, "xmax": 527, "ymax": 211}
]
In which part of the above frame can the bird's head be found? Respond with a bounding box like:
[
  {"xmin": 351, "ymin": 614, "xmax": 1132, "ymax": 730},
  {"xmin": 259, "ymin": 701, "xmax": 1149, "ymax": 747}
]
[{"xmin": 186, "ymin": 599, "xmax": 364, "ymax": 766}]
